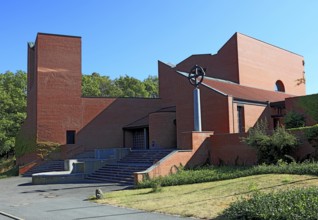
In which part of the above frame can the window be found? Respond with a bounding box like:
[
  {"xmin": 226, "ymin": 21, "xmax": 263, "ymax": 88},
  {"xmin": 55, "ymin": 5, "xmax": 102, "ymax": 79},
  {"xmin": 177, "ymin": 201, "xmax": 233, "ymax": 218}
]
[
  {"xmin": 275, "ymin": 80, "xmax": 285, "ymax": 92},
  {"xmin": 237, "ymin": 106, "xmax": 245, "ymax": 133},
  {"xmin": 66, "ymin": 130, "xmax": 76, "ymax": 144}
]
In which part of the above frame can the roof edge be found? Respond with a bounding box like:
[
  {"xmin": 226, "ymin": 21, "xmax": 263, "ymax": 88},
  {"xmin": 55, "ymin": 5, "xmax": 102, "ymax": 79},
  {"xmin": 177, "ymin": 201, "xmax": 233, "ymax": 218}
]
[
  {"xmin": 37, "ymin": 32, "xmax": 81, "ymax": 39},
  {"xmin": 237, "ymin": 32, "xmax": 303, "ymax": 57}
]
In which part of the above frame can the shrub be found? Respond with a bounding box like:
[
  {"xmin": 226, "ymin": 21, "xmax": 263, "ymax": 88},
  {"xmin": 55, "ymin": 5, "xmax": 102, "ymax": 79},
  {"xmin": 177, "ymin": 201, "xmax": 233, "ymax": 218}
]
[
  {"xmin": 271, "ymin": 126, "xmax": 298, "ymax": 158},
  {"xmin": 222, "ymin": 187, "xmax": 318, "ymax": 220},
  {"xmin": 243, "ymin": 121, "xmax": 299, "ymax": 164},
  {"xmin": 137, "ymin": 162, "xmax": 318, "ymax": 188},
  {"xmin": 150, "ymin": 178, "xmax": 162, "ymax": 193},
  {"xmin": 284, "ymin": 111, "xmax": 305, "ymax": 129}
]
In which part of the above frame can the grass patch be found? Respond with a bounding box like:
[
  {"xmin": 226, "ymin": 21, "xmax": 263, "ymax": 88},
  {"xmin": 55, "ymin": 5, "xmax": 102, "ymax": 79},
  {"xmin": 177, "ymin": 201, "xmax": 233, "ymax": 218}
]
[
  {"xmin": 0, "ymin": 156, "xmax": 18, "ymax": 179},
  {"xmin": 96, "ymin": 174, "xmax": 318, "ymax": 219}
]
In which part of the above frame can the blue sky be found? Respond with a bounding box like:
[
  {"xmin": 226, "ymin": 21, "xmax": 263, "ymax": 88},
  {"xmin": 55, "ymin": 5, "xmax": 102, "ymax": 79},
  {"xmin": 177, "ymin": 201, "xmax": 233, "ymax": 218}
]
[{"xmin": 1, "ymin": 1, "xmax": 317, "ymax": 94}]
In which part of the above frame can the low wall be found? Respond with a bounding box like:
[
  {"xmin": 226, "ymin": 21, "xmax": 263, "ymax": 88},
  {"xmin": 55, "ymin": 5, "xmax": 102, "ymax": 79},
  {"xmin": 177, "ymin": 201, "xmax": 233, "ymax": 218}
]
[
  {"xmin": 32, "ymin": 159, "xmax": 109, "ymax": 184},
  {"xmin": 210, "ymin": 131, "xmax": 316, "ymax": 165},
  {"xmin": 210, "ymin": 133, "xmax": 257, "ymax": 165},
  {"xmin": 134, "ymin": 131, "xmax": 214, "ymax": 183},
  {"xmin": 32, "ymin": 173, "xmax": 85, "ymax": 184}
]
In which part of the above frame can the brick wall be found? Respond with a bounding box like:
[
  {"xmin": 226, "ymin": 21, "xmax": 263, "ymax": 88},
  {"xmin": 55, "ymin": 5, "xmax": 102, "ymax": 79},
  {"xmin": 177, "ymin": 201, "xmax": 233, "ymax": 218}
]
[
  {"xmin": 175, "ymin": 34, "xmax": 239, "ymax": 83},
  {"xmin": 158, "ymin": 61, "xmax": 232, "ymax": 146},
  {"xmin": 77, "ymin": 98, "xmax": 162, "ymax": 150},
  {"xmin": 35, "ymin": 34, "xmax": 83, "ymax": 144},
  {"xmin": 210, "ymin": 133, "xmax": 257, "ymax": 165},
  {"xmin": 135, "ymin": 131, "xmax": 213, "ymax": 182},
  {"xmin": 149, "ymin": 111, "xmax": 176, "ymax": 149},
  {"xmin": 237, "ymin": 33, "xmax": 305, "ymax": 95}
]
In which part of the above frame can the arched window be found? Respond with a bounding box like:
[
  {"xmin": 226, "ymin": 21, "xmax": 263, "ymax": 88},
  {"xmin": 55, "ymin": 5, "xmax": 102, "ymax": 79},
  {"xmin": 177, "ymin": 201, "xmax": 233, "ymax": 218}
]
[{"xmin": 275, "ymin": 80, "xmax": 285, "ymax": 92}]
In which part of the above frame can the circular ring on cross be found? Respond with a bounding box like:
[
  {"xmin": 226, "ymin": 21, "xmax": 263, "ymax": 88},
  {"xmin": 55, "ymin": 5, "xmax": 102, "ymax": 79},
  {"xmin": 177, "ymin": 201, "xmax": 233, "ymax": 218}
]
[{"xmin": 188, "ymin": 65, "xmax": 205, "ymax": 87}]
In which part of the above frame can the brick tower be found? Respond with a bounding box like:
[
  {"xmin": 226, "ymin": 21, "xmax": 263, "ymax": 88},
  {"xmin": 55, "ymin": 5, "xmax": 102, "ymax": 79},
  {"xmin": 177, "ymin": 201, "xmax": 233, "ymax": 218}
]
[{"xmin": 27, "ymin": 33, "xmax": 83, "ymax": 145}]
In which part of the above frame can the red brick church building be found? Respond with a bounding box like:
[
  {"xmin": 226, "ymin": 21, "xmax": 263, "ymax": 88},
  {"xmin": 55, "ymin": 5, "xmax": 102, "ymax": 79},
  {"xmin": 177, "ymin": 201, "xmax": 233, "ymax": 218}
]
[{"xmin": 17, "ymin": 32, "xmax": 314, "ymax": 182}]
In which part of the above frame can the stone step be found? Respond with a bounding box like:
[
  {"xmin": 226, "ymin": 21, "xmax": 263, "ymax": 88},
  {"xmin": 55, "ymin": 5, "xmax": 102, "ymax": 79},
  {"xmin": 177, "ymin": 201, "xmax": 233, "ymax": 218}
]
[
  {"xmin": 85, "ymin": 176, "xmax": 134, "ymax": 185},
  {"xmin": 84, "ymin": 149, "xmax": 173, "ymax": 184},
  {"xmin": 23, "ymin": 160, "xmax": 65, "ymax": 177},
  {"xmin": 118, "ymin": 150, "xmax": 172, "ymax": 163},
  {"xmin": 98, "ymin": 168, "xmax": 147, "ymax": 173},
  {"xmin": 88, "ymin": 173, "xmax": 133, "ymax": 179}
]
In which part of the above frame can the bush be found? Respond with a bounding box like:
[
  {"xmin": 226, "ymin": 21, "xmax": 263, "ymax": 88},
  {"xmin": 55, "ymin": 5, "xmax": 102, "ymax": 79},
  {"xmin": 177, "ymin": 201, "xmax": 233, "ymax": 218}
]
[
  {"xmin": 284, "ymin": 111, "xmax": 305, "ymax": 129},
  {"xmin": 223, "ymin": 187, "xmax": 318, "ymax": 220},
  {"xmin": 243, "ymin": 121, "xmax": 299, "ymax": 164},
  {"xmin": 137, "ymin": 161, "xmax": 318, "ymax": 188}
]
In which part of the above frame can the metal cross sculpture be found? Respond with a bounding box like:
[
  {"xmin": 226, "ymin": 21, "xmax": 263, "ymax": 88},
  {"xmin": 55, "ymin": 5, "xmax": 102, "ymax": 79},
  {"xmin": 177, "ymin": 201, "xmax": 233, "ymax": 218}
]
[
  {"xmin": 187, "ymin": 65, "xmax": 205, "ymax": 131},
  {"xmin": 188, "ymin": 65, "xmax": 205, "ymax": 87}
]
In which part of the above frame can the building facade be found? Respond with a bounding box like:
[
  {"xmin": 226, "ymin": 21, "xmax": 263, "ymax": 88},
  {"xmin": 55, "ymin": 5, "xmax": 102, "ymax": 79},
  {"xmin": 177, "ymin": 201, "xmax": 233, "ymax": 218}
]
[{"xmin": 17, "ymin": 32, "xmax": 313, "ymax": 170}]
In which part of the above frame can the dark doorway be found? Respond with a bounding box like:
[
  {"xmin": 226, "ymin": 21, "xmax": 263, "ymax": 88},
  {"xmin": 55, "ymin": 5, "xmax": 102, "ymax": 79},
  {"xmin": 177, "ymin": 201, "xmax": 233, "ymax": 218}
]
[
  {"xmin": 132, "ymin": 128, "xmax": 149, "ymax": 149},
  {"xmin": 66, "ymin": 130, "xmax": 76, "ymax": 144}
]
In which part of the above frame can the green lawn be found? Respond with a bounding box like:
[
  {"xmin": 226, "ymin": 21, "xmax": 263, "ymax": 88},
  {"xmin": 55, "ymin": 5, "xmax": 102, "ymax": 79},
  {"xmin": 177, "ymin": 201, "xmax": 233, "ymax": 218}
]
[{"xmin": 96, "ymin": 174, "xmax": 318, "ymax": 219}]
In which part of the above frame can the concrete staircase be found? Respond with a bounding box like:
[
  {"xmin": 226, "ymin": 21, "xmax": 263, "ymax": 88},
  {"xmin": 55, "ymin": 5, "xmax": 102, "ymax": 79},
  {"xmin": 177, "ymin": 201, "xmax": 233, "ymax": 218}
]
[
  {"xmin": 23, "ymin": 160, "xmax": 65, "ymax": 177},
  {"xmin": 85, "ymin": 149, "xmax": 173, "ymax": 185}
]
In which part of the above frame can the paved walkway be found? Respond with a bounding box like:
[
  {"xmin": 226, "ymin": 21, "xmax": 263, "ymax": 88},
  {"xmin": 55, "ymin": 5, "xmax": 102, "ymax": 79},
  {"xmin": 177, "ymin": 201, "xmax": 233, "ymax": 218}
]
[{"xmin": 0, "ymin": 177, "xmax": 193, "ymax": 220}]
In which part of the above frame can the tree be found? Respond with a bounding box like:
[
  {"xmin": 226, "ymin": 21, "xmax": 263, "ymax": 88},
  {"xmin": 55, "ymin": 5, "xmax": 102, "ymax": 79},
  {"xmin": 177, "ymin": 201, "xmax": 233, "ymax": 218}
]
[
  {"xmin": 143, "ymin": 75, "xmax": 159, "ymax": 98},
  {"xmin": 284, "ymin": 111, "xmax": 305, "ymax": 129},
  {"xmin": 82, "ymin": 74, "xmax": 101, "ymax": 96},
  {"xmin": 98, "ymin": 75, "xmax": 122, "ymax": 97},
  {"xmin": 0, "ymin": 71, "xmax": 27, "ymax": 157},
  {"xmin": 82, "ymin": 73, "xmax": 131, "ymax": 97},
  {"xmin": 114, "ymin": 75, "xmax": 148, "ymax": 97}
]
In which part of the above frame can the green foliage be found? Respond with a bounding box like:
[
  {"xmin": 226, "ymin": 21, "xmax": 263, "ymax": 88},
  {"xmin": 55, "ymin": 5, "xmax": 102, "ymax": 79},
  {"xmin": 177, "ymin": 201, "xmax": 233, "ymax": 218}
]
[
  {"xmin": 82, "ymin": 73, "xmax": 159, "ymax": 98},
  {"xmin": 15, "ymin": 134, "xmax": 36, "ymax": 157},
  {"xmin": 0, "ymin": 166, "xmax": 18, "ymax": 178},
  {"xmin": 0, "ymin": 71, "xmax": 27, "ymax": 156},
  {"xmin": 304, "ymin": 124, "xmax": 318, "ymax": 156},
  {"xmin": 36, "ymin": 141, "xmax": 61, "ymax": 160},
  {"xmin": 82, "ymin": 73, "xmax": 123, "ymax": 97},
  {"xmin": 242, "ymin": 120, "xmax": 271, "ymax": 163},
  {"xmin": 0, "ymin": 156, "xmax": 18, "ymax": 178},
  {"xmin": 298, "ymin": 94, "xmax": 318, "ymax": 122},
  {"xmin": 15, "ymin": 135, "xmax": 60, "ymax": 159},
  {"xmin": 223, "ymin": 187, "xmax": 318, "ymax": 220},
  {"xmin": 243, "ymin": 120, "xmax": 299, "ymax": 164},
  {"xmin": 271, "ymin": 126, "xmax": 298, "ymax": 156},
  {"xmin": 143, "ymin": 75, "xmax": 159, "ymax": 98},
  {"xmin": 137, "ymin": 161, "xmax": 318, "ymax": 188},
  {"xmin": 150, "ymin": 178, "xmax": 162, "ymax": 193},
  {"xmin": 114, "ymin": 75, "xmax": 148, "ymax": 97},
  {"xmin": 284, "ymin": 111, "xmax": 305, "ymax": 129}
]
